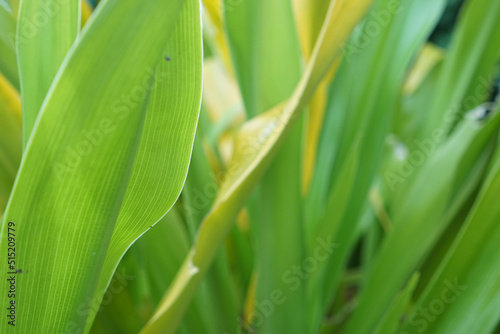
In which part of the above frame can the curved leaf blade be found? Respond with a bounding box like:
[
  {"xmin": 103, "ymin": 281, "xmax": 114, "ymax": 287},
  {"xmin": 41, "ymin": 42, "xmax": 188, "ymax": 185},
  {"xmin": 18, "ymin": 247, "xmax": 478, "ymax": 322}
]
[
  {"xmin": 0, "ymin": 0, "xmax": 187, "ymax": 332},
  {"xmin": 85, "ymin": 0, "xmax": 203, "ymax": 329}
]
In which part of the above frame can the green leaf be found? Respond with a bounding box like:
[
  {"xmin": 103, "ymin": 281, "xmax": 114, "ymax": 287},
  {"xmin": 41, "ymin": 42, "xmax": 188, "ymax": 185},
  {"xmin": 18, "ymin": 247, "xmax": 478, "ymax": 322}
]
[
  {"xmin": 373, "ymin": 272, "xmax": 419, "ymax": 334},
  {"xmin": 226, "ymin": 0, "xmax": 307, "ymax": 332},
  {"xmin": 225, "ymin": 0, "xmax": 302, "ymax": 117},
  {"xmin": 307, "ymin": 138, "xmax": 360, "ymax": 333},
  {"xmin": 17, "ymin": 0, "xmax": 80, "ymax": 146},
  {"xmin": 86, "ymin": 0, "xmax": 203, "ymax": 330},
  {"xmin": 0, "ymin": 0, "xmax": 200, "ymax": 332}
]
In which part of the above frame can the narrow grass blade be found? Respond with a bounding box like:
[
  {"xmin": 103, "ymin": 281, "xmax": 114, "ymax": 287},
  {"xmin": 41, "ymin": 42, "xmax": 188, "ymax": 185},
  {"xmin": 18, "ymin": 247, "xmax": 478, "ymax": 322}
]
[
  {"xmin": 423, "ymin": 0, "xmax": 500, "ymax": 137},
  {"xmin": 307, "ymin": 139, "xmax": 360, "ymax": 333},
  {"xmin": 307, "ymin": 1, "xmax": 448, "ymax": 320},
  {"xmin": 373, "ymin": 272, "xmax": 419, "ymax": 334},
  {"xmin": 402, "ymin": 152, "xmax": 500, "ymax": 333},
  {"xmin": 344, "ymin": 111, "xmax": 500, "ymax": 334}
]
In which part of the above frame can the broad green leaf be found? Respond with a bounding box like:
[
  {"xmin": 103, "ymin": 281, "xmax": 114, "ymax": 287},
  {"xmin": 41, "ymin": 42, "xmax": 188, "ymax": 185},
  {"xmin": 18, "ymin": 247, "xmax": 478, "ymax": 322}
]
[
  {"xmin": 0, "ymin": 0, "xmax": 191, "ymax": 332},
  {"xmin": 17, "ymin": 0, "xmax": 80, "ymax": 147},
  {"xmin": 141, "ymin": 0, "xmax": 375, "ymax": 332},
  {"xmin": 85, "ymin": 0, "xmax": 203, "ymax": 330}
]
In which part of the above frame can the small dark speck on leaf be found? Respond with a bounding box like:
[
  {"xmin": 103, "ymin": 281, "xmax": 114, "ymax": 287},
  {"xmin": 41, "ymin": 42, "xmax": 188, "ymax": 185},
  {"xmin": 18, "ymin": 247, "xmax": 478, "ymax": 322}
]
[
  {"xmin": 16, "ymin": 269, "xmax": 28, "ymax": 274},
  {"xmin": 164, "ymin": 56, "xmax": 171, "ymax": 61}
]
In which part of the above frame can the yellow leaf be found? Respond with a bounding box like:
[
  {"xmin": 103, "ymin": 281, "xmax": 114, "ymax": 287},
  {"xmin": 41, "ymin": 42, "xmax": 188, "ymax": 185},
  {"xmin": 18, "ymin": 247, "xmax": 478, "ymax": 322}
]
[{"xmin": 403, "ymin": 43, "xmax": 444, "ymax": 95}]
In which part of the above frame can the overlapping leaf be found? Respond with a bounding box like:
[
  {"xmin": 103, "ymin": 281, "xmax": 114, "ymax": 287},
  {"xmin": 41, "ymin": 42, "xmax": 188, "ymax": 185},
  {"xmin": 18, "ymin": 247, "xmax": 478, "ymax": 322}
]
[{"xmin": 0, "ymin": 0, "xmax": 203, "ymax": 332}]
